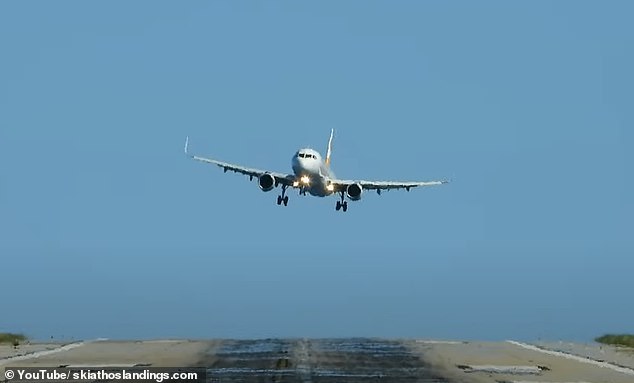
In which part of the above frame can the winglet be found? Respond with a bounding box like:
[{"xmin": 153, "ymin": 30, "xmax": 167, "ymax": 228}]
[
  {"xmin": 184, "ymin": 136, "xmax": 190, "ymax": 156},
  {"xmin": 325, "ymin": 128, "xmax": 334, "ymax": 167}
]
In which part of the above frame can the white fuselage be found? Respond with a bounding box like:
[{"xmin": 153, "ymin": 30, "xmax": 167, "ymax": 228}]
[{"xmin": 291, "ymin": 148, "xmax": 335, "ymax": 197}]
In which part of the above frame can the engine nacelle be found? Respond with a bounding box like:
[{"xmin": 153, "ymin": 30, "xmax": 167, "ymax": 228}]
[
  {"xmin": 346, "ymin": 183, "xmax": 363, "ymax": 201},
  {"xmin": 258, "ymin": 173, "xmax": 276, "ymax": 192}
]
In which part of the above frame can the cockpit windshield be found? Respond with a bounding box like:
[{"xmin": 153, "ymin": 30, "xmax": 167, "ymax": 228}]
[{"xmin": 298, "ymin": 153, "xmax": 316, "ymax": 159}]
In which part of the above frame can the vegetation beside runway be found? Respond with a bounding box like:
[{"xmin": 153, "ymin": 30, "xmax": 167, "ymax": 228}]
[
  {"xmin": 0, "ymin": 332, "xmax": 27, "ymax": 346},
  {"xmin": 596, "ymin": 334, "xmax": 634, "ymax": 348}
]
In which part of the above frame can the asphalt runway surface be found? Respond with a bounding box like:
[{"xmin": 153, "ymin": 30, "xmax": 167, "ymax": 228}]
[
  {"xmin": 205, "ymin": 338, "xmax": 447, "ymax": 382},
  {"xmin": 2, "ymin": 338, "xmax": 634, "ymax": 382}
]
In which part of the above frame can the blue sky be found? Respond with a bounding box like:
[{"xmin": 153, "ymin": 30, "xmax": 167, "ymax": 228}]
[{"xmin": 1, "ymin": 1, "xmax": 632, "ymax": 341}]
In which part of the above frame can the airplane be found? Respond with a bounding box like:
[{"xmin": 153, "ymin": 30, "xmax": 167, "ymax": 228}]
[{"xmin": 185, "ymin": 130, "xmax": 448, "ymax": 212}]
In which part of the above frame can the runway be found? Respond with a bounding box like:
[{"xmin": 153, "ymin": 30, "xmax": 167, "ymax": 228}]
[
  {"xmin": 205, "ymin": 338, "xmax": 446, "ymax": 382},
  {"xmin": 2, "ymin": 338, "xmax": 634, "ymax": 382}
]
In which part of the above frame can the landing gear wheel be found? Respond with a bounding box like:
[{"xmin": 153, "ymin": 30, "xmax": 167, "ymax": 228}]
[
  {"xmin": 336, "ymin": 192, "xmax": 348, "ymax": 212},
  {"xmin": 277, "ymin": 185, "xmax": 289, "ymax": 206}
]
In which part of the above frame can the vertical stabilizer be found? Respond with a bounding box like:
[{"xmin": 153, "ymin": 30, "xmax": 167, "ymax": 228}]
[{"xmin": 325, "ymin": 129, "xmax": 334, "ymax": 167}]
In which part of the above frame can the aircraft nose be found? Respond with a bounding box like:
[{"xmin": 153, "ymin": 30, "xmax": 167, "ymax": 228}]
[{"xmin": 304, "ymin": 158, "xmax": 317, "ymax": 169}]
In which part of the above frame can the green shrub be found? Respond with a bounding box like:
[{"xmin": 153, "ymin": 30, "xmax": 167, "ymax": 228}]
[
  {"xmin": 0, "ymin": 333, "xmax": 27, "ymax": 346},
  {"xmin": 595, "ymin": 334, "xmax": 634, "ymax": 348}
]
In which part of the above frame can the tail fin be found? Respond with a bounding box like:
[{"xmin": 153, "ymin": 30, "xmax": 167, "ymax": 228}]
[{"xmin": 325, "ymin": 129, "xmax": 334, "ymax": 167}]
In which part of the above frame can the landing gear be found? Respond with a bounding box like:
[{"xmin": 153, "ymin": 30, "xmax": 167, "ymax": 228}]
[
  {"xmin": 335, "ymin": 192, "xmax": 348, "ymax": 212},
  {"xmin": 277, "ymin": 185, "xmax": 289, "ymax": 206},
  {"xmin": 335, "ymin": 201, "xmax": 348, "ymax": 212},
  {"xmin": 276, "ymin": 195, "xmax": 289, "ymax": 206}
]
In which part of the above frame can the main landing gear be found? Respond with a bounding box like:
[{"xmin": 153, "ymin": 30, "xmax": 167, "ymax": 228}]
[
  {"xmin": 276, "ymin": 185, "xmax": 289, "ymax": 206},
  {"xmin": 335, "ymin": 191, "xmax": 348, "ymax": 212}
]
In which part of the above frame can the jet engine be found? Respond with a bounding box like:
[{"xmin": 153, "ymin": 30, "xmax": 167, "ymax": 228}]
[
  {"xmin": 258, "ymin": 173, "xmax": 276, "ymax": 192},
  {"xmin": 346, "ymin": 183, "xmax": 363, "ymax": 201}
]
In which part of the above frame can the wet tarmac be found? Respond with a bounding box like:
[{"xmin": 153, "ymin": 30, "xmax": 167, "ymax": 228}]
[{"xmin": 204, "ymin": 338, "xmax": 449, "ymax": 382}]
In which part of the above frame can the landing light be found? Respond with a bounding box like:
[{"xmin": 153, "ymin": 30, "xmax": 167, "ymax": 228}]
[
  {"xmin": 300, "ymin": 175, "xmax": 310, "ymax": 185},
  {"xmin": 326, "ymin": 183, "xmax": 334, "ymax": 192},
  {"xmin": 293, "ymin": 181, "xmax": 300, "ymax": 187}
]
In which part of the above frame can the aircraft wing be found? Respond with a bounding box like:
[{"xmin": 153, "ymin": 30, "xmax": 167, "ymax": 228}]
[
  {"xmin": 185, "ymin": 137, "xmax": 296, "ymax": 186},
  {"xmin": 330, "ymin": 179, "xmax": 449, "ymax": 193}
]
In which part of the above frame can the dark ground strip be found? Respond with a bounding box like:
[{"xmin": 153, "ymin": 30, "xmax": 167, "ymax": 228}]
[{"xmin": 204, "ymin": 338, "xmax": 450, "ymax": 382}]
